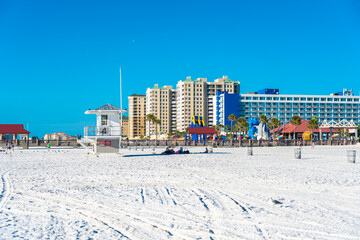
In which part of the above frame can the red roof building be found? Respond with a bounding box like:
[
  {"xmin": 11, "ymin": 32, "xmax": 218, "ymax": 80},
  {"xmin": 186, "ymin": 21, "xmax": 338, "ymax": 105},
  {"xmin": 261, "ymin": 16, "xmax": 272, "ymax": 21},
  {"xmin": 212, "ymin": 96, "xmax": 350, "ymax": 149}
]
[
  {"xmin": 0, "ymin": 124, "xmax": 30, "ymax": 140},
  {"xmin": 273, "ymin": 120, "xmax": 339, "ymax": 134},
  {"xmin": 187, "ymin": 127, "xmax": 216, "ymax": 135},
  {"xmin": 272, "ymin": 120, "xmax": 344, "ymax": 140}
]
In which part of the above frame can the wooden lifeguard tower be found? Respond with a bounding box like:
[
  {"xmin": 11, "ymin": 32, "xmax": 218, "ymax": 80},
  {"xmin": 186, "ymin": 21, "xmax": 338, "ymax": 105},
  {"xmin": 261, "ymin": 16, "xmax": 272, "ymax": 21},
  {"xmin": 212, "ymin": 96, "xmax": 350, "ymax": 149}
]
[{"xmin": 79, "ymin": 104, "xmax": 127, "ymax": 155}]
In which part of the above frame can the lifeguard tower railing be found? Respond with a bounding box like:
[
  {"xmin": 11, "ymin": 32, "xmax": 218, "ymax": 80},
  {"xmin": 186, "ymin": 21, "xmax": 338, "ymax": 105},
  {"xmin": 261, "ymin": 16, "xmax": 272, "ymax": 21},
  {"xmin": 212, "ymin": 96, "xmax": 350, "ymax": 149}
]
[{"xmin": 84, "ymin": 126, "xmax": 121, "ymax": 137}]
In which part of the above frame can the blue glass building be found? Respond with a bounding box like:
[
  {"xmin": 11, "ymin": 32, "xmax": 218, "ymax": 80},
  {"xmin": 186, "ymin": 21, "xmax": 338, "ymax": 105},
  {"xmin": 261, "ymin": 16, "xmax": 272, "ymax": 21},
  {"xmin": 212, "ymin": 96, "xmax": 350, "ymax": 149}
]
[{"xmin": 213, "ymin": 91, "xmax": 240, "ymax": 127}]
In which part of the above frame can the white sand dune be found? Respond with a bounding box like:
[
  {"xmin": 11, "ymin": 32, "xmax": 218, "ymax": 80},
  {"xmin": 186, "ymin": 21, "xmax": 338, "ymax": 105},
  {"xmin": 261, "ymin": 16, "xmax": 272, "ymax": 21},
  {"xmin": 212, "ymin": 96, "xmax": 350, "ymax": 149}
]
[{"xmin": 0, "ymin": 146, "xmax": 359, "ymax": 239}]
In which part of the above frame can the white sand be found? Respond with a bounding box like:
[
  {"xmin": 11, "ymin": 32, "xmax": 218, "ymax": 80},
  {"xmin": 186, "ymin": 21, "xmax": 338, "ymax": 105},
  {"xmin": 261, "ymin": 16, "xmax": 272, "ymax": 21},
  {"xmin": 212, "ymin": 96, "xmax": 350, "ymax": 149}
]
[{"xmin": 0, "ymin": 146, "xmax": 359, "ymax": 239}]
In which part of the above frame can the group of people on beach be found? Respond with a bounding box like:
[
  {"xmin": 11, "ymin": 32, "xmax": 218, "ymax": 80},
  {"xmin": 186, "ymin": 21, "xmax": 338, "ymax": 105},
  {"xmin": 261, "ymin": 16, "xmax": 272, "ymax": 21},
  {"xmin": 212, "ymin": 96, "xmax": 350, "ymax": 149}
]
[
  {"xmin": 0, "ymin": 142, "xmax": 13, "ymax": 153},
  {"xmin": 161, "ymin": 146, "xmax": 190, "ymax": 154},
  {"xmin": 2, "ymin": 141, "xmax": 15, "ymax": 152},
  {"xmin": 161, "ymin": 146, "xmax": 210, "ymax": 155}
]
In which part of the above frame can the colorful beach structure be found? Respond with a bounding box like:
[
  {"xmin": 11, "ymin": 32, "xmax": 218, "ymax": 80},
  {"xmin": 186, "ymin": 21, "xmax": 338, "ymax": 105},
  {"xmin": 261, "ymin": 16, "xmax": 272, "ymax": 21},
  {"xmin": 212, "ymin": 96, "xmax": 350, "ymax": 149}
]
[{"xmin": 78, "ymin": 104, "xmax": 127, "ymax": 155}]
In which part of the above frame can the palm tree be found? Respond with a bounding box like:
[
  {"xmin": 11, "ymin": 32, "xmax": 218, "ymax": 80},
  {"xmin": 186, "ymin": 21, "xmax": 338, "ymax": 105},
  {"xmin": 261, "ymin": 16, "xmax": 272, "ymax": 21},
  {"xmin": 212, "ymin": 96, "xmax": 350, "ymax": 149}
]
[
  {"xmin": 307, "ymin": 116, "xmax": 319, "ymax": 141},
  {"xmin": 153, "ymin": 118, "xmax": 161, "ymax": 145},
  {"xmin": 268, "ymin": 117, "xmax": 280, "ymax": 131},
  {"xmin": 167, "ymin": 132, "xmax": 173, "ymax": 140},
  {"xmin": 237, "ymin": 117, "xmax": 247, "ymax": 136},
  {"xmin": 290, "ymin": 115, "xmax": 302, "ymax": 140},
  {"xmin": 244, "ymin": 121, "xmax": 250, "ymax": 133},
  {"xmin": 146, "ymin": 113, "xmax": 155, "ymax": 138},
  {"xmin": 214, "ymin": 124, "xmax": 224, "ymax": 135},
  {"xmin": 228, "ymin": 114, "xmax": 237, "ymax": 139},
  {"xmin": 225, "ymin": 125, "xmax": 230, "ymax": 135},
  {"xmin": 339, "ymin": 128, "xmax": 350, "ymax": 140},
  {"xmin": 259, "ymin": 114, "xmax": 268, "ymax": 125}
]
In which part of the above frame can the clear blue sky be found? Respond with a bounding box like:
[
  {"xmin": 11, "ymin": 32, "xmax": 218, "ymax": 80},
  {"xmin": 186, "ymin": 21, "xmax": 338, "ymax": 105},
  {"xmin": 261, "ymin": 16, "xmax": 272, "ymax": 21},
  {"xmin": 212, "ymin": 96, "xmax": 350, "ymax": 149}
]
[{"xmin": 1, "ymin": 0, "xmax": 360, "ymax": 137}]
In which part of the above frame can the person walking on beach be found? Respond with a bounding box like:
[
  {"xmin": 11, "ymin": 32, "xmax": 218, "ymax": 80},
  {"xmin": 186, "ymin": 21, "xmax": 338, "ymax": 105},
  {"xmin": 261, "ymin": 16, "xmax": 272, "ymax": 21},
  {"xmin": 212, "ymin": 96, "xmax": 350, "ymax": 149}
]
[
  {"xmin": 47, "ymin": 143, "xmax": 51, "ymax": 151},
  {"xmin": 11, "ymin": 142, "xmax": 14, "ymax": 152},
  {"xmin": 7, "ymin": 141, "xmax": 11, "ymax": 152}
]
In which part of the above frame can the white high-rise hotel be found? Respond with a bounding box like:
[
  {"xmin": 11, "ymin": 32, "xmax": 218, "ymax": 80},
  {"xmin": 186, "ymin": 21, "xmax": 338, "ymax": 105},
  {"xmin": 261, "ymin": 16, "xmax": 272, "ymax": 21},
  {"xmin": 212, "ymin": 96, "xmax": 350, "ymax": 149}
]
[{"xmin": 240, "ymin": 89, "xmax": 360, "ymax": 124}]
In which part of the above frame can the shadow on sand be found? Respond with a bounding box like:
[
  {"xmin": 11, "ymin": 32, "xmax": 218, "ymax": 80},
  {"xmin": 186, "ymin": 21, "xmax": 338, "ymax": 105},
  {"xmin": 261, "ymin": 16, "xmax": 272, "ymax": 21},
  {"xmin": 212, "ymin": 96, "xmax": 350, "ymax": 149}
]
[{"xmin": 123, "ymin": 152, "xmax": 230, "ymax": 158}]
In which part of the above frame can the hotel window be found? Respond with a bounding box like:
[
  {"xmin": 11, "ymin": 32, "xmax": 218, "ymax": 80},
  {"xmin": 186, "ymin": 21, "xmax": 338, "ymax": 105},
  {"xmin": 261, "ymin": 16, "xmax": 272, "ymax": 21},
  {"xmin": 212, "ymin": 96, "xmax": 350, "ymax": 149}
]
[{"xmin": 101, "ymin": 115, "xmax": 108, "ymax": 126}]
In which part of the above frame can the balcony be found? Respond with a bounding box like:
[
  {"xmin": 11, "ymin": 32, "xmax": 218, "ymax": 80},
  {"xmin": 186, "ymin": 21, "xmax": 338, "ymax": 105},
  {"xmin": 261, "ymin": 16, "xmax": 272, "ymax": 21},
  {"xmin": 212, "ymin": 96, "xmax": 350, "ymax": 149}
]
[{"xmin": 84, "ymin": 126, "xmax": 121, "ymax": 137}]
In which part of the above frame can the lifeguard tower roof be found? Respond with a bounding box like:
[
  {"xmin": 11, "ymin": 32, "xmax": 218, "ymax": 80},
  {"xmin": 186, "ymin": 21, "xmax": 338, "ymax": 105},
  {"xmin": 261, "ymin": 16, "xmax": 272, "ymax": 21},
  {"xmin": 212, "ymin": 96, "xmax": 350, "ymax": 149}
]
[{"xmin": 85, "ymin": 104, "xmax": 127, "ymax": 114}]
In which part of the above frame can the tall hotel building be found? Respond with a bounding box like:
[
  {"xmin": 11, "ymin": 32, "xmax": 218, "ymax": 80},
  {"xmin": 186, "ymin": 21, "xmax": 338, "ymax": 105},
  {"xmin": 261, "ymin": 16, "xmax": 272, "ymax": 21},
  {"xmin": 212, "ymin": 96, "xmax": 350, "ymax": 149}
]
[
  {"xmin": 128, "ymin": 76, "xmax": 359, "ymax": 140},
  {"xmin": 240, "ymin": 89, "xmax": 360, "ymax": 124},
  {"xmin": 146, "ymin": 84, "xmax": 177, "ymax": 136},
  {"xmin": 176, "ymin": 76, "xmax": 240, "ymax": 131},
  {"xmin": 128, "ymin": 94, "xmax": 147, "ymax": 139}
]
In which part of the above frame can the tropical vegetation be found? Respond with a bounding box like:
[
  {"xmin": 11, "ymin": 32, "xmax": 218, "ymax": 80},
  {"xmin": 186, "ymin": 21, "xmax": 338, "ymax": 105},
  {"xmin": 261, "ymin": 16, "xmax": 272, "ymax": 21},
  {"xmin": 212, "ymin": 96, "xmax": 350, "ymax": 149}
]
[
  {"xmin": 290, "ymin": 115, "xmax": 302, "ymax": 139},
  {"xmin": 307, "ymin": 116, "xmax": 319, "ymax": 141},
  {"xmin": 268, "ymin": 117, "xmax": 280, "ymax": 130}
]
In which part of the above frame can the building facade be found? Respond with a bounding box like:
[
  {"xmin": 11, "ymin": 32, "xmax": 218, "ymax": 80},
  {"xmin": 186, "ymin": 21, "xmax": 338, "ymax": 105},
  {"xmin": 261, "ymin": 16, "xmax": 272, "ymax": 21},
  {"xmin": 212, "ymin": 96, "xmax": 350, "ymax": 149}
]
[
  {"xmin": 121, "ymin": 115, "xmax": 129, "ymax": 138},
  {"xmin": 0, "ymin": 124, "xmax": 30, "ymax": 141},
  {"xmin": 240, "ymin": 89, "xmax": 360, "ymax": 124},
  {"xmin": 176, "ymin": 76, "xmax": 240, "ymax": 131},
  {"xmin": 128, "ymin": 78, "xmax": 360, "ymax": 140},
  {"xmin": 44, "ymin": 132, "xmax": 77, "ymax": 141},
  {"xmin": 146, "ymin": 84, "xmax": 177, "ymax": 137},
  {"xmin": 128, "ymin": 94, "xmax": 147, "ymax": 139},
  {"xmin": 212, "ymin": 91, "xmax": 240, "ymax": 127}
]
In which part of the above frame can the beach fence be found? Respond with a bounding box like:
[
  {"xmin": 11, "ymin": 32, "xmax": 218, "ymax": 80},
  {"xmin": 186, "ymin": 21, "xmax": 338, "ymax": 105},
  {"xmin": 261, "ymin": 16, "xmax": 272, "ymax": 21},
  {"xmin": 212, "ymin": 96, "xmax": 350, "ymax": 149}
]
[{"xmin": 1, "ymin": 139, "xmax": 358, "ymax": 149}]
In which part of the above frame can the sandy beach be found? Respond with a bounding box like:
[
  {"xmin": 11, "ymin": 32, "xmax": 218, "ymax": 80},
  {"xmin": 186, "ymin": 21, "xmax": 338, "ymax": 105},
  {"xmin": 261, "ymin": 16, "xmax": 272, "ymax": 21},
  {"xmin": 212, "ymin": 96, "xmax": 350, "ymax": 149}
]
[{"xmin": 0, "ymin": 146, "xmax": 359, "ymax": 239}]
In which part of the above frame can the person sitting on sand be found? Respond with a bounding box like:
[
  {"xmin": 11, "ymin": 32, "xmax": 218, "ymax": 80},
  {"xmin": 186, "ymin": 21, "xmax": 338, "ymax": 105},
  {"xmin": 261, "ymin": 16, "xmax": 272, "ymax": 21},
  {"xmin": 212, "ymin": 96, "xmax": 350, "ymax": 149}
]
[
  {"xmin": 204, "ymin": 147, "xmax": 208, "ymax": 153},
  {"xmin": 175, "ymin": 147, "xmax": 183, "ymax": 154},
  {"xmin": 183, "ymin": 149, "xmax": 190, "ymax": 154},
  {"xmin": 161, "ymin": 147, "xmax": 174, "ymax": 154}
]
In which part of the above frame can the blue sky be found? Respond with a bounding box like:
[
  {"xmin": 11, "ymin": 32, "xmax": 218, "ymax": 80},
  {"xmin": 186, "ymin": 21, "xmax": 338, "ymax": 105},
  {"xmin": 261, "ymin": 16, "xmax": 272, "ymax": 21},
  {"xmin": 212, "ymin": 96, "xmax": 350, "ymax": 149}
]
[{"xmin": 1, "ymin": 0, "xmax": 360, "ymax": 137}]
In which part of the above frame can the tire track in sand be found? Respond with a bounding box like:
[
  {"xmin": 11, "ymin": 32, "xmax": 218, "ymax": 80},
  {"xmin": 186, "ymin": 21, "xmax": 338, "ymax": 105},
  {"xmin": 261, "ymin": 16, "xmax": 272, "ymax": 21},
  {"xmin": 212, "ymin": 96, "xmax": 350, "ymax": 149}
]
[{"xmin": 0, "ymin": 167, "xmax": 18, "ymax": 211}]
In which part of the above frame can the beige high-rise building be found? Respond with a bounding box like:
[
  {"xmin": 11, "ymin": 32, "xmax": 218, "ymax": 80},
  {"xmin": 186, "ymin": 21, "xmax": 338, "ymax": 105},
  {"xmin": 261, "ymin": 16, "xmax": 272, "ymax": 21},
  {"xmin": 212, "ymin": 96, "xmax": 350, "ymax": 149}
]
[
  {"xmin": 128, "ymin": 75, "xmax": 239, "ymax": 138},
  {"xmin": 128, "ymin": 94, "xmax": 146, "ymax": 139},
  {"xmin": 120, "ymin": 115, "xmax": 129, "ymax": 138},
  {"xmin": 146, "ymin": 84, "xmax": 177, "ymax": 137},
  {"xmin": 176, "ymin": 76, "xmax": 240, "ymax": 131}
]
